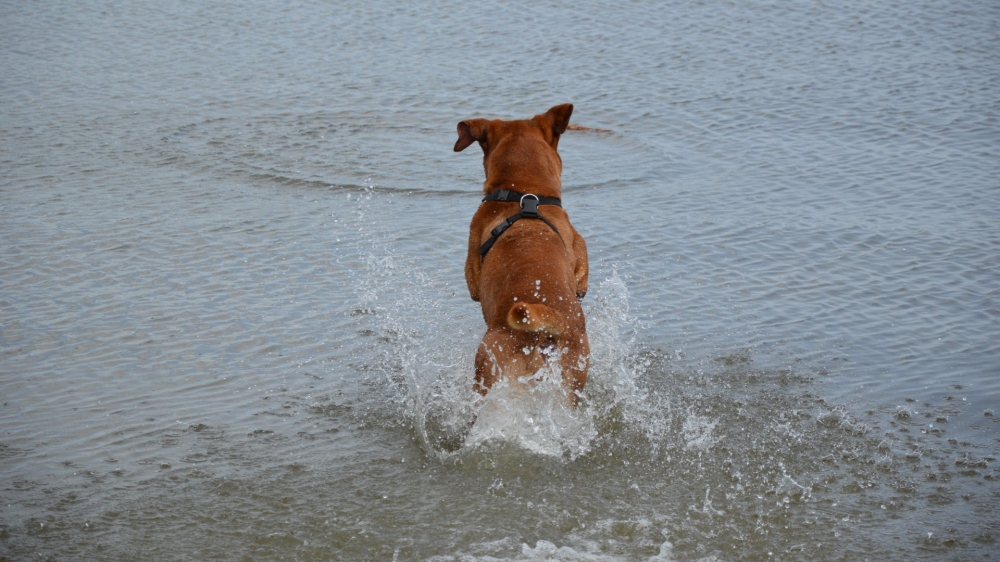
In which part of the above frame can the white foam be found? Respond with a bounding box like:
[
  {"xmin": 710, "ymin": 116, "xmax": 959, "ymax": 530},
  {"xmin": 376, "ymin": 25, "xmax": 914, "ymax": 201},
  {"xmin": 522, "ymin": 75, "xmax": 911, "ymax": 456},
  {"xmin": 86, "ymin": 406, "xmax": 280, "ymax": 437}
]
[
  {"xmin": 519, "ymin": 539, "xmax": 625, "ymax": 561},
  {"xmin": 464, "ymin": 374, "xmax": 597, "ymax": 459},
  {"xmin": 682, "ymin": 411, "xmax": 719, "ymax": 451},
  {"xmin": 425, "ymin": 536, "xmax": 684, "ymax": 562}
]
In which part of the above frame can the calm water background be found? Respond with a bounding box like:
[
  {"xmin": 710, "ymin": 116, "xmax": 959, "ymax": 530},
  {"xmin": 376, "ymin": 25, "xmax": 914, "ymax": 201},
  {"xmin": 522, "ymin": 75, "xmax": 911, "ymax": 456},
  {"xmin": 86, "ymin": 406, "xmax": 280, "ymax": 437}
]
[{"xmin": 2, "ymin": 1, "xmax": 998, "ymax": 560}]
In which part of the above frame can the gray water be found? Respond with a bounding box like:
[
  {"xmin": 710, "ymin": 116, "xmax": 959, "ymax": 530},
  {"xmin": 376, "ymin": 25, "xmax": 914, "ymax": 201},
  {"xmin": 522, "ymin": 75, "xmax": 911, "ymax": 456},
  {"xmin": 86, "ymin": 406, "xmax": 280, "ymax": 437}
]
[{"xmin": 2, "ymin": 1, "xmax": 998, "ymax": 560}]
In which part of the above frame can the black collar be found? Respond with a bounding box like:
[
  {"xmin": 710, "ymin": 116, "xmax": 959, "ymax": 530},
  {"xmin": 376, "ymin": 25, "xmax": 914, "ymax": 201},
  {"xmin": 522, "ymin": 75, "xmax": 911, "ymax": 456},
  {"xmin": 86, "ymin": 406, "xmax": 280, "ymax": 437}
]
[{"xmin": 482, "ymin": 189, "xmax": 562, "ymax": 208}]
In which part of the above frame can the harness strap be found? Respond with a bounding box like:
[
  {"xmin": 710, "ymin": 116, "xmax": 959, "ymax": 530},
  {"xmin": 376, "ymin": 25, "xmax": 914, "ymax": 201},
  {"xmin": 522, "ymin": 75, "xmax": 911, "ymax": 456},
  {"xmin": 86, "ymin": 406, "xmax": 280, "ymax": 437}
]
[{"xmin": 478, "ymin": 192, "xmax": 564, "ymax": 261}]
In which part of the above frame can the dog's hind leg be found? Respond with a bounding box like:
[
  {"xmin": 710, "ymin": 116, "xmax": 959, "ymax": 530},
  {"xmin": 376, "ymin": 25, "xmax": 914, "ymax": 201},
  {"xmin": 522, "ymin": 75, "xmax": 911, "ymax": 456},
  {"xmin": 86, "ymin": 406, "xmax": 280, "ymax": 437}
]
[{"xmin": 473, "ymin": 330, "xmax": 506, "ymax": 396}]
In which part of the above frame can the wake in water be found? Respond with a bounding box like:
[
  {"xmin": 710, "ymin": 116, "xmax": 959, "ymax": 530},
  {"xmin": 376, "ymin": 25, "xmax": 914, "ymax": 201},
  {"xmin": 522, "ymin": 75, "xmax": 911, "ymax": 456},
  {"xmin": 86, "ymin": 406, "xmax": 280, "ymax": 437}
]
[{"xmin": 352, "ymin": 197, "xmax": 666, "ymax": 461}]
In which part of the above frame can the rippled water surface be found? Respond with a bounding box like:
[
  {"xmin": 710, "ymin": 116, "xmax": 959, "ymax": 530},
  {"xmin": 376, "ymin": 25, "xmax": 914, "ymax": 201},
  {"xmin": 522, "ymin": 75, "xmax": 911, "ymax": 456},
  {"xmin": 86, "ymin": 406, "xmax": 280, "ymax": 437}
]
[{"xmin": 2, "ymin": 1, "xmax": 998, "ymax": 560}]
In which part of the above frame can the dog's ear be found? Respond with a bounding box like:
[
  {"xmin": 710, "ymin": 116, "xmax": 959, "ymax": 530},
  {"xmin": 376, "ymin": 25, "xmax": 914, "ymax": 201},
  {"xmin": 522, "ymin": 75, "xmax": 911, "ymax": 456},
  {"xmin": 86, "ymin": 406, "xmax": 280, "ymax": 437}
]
[
  {"xmin": 542, "ymin": 103, "xmax": 574, "ymax": 137},
  {"xmin": 454, "ymin": 119, "xmax": 489, "ymax": 152}
]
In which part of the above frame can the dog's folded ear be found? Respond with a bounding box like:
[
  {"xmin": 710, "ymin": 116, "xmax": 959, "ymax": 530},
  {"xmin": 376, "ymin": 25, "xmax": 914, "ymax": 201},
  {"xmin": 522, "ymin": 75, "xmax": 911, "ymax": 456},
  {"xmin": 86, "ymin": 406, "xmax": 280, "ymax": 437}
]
[
  {"xmin": 454, "ymin": 119, "xmax": 490, "ymax": 152},
  {"xmin": 542, "ymin": 103, "xmax": 574, "ymax": 137}
]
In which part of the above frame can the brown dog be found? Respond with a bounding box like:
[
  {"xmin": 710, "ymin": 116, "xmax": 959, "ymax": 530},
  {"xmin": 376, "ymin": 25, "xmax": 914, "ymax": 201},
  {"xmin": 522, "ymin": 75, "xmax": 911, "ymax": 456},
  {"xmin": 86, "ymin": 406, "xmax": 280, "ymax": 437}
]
[{"xmin": 454, "ymin": 104, "xmax": 589, "ymax": 406}]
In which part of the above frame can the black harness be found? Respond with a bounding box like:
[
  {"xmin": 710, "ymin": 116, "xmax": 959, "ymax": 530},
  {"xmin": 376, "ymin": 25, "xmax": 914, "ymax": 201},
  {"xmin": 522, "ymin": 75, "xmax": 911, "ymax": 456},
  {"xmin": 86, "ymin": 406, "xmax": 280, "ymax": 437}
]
[{"xmin": 478, "ymin": 189, "xmax": 564, "ymax": 261}]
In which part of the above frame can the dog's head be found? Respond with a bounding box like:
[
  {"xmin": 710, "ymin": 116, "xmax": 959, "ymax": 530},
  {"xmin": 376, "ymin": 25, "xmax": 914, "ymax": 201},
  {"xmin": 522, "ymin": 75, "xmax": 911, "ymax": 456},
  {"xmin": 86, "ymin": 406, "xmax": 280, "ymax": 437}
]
[{"xmin": 454, "ymin": 104, "xmax": 573, "ymax": 193}]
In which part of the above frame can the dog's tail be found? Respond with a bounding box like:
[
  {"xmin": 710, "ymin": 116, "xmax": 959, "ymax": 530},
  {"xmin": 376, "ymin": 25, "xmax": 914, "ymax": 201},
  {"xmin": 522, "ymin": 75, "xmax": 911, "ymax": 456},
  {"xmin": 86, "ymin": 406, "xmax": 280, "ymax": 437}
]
[{"xmin": 507, "ymin": 302, "xmax": 569, "ymax": 337}]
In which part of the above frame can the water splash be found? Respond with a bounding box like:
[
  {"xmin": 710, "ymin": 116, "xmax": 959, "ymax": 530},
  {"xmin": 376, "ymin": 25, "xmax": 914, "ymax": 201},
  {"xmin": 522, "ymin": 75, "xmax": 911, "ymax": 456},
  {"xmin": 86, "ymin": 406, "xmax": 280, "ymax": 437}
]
[
  {"xmin": 464, "ymin": 373, "xmax": 597, "ymax": 459},
  {"xmin": 583, "ymin": 269, "xmax": 672, "ymax": 448},
  {"xmin": 352, "ymin": 199, "xmax": 662, "ymax": 460}
]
